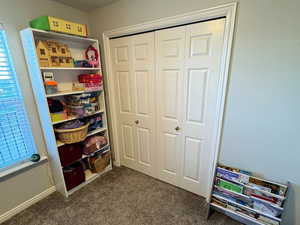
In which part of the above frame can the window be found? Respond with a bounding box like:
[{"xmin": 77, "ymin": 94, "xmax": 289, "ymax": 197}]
[{"xmin": 0, "ymin": 25, "xmax": 37, "ymax": 170}]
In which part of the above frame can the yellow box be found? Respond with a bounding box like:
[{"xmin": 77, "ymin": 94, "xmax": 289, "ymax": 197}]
[
  {"xmin": 73, "ymin": 23, "xmax": 88, "ymax": 37},
  {"xmin": 51, "ymin": 112, "xmax": 67, "ymax": 123},
  {"xmin": 48, "ymin": 17, "xmax": 65, "ymax": 33},
  {"xmin": 62, "ymin": 21, "xmax": 74, "ymax": 34}
]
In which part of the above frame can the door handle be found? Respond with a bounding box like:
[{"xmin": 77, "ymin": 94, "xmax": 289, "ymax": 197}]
[
  {"xmin": 135, "ymin": 120, "xmax": 139, "ymax": 125},
  {"xmin": 175, "ymin": 126, "xmax": 180, "ymax": 131}
]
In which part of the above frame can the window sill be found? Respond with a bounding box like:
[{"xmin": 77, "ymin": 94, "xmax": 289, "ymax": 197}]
[{"xmin": 0, "ymin": 156, "xmax": 48, "ymax": 181}]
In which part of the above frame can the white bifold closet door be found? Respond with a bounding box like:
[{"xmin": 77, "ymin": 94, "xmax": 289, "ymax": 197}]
[
  {"xmin": 156, "ymin": 19, "xmax": 225, "ymax": 196},
  {"xmin": 110, "ymin": 33, "xmax": 156, "ymax": 177},
  {"xmin": 110, "ymin": 19, "xmax": 225, "ymax": 197}
]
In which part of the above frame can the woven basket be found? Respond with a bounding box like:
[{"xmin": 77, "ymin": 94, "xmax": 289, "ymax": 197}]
[{"xmin": 55, "ymin": 123, "xmax": 89, "ymax": 144}]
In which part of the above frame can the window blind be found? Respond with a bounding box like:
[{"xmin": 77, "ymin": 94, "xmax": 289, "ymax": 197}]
[{"xmin": 0, "ymin": 25, "xmax": 37, "ymax": 169}]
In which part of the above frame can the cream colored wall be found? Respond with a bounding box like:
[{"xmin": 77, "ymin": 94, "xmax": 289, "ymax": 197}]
[
  {"xmin": 0, "ymin": 0, "xmax": 89, "ymax": 216},
  {"xmin": 88, "ymin": 0, "xmax": 300, "ymax": 224}
]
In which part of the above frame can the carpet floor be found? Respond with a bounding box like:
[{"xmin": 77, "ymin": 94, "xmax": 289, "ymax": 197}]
[{"xmin": 3, "ymin": 167, "xmax": 241, "ymax": 225}]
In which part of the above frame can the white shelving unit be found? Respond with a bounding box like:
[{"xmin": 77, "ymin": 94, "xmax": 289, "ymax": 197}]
[{"xmin": 20, "ymin": 28, "xmax": 112, "ymax": 197}]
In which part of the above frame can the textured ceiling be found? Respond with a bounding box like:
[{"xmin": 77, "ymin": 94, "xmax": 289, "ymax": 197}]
[{"xmin": 52, "ymin": 0, "xmax": 119, "ymax": 12}]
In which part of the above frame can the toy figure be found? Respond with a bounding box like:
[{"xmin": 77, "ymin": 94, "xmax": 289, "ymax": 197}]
[{"xmin": 85, "ymin": 45, "xmax": 99, "ymax": 68}]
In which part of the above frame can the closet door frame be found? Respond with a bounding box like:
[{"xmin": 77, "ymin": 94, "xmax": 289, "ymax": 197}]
[{"xmin": 103, "ymin": 2, "xmax": 237, "ymax": 201}]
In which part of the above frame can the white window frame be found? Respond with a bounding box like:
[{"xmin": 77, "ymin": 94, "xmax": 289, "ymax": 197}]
[{"xmin": 0, "ymin": 23, "xmax": 47, "ymax": 178}]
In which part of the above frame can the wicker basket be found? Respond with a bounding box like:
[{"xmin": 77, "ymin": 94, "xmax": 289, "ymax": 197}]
[{"xmin": 55, "ymin": 123, "xmax": 89, "ymax": 144}]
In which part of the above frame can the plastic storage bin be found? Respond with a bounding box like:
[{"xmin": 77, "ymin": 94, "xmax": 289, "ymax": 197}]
[
  {"xmin": 63, "ymin": 162, "xmax": 85, "ymax": 191},
  {"xmin": 58, "ymin": 143, "xmax": 83, "ymax": 167},
  {"xmin": 78, "ymin": 74, "xmax": 102, "ymax": 83},
  {"xmin": 45, "ymin": 81, "xmax": 58, "ymax": 94}
]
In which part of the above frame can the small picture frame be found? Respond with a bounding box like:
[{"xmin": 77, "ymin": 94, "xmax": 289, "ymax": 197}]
[{"xmin": 43, "ymin": 72, "xmax": 54, "ymax": 81}]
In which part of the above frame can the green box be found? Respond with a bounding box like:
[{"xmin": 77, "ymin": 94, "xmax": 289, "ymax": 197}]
[
  {"xmin": 218, "ymin": 179, "xmax": 243, "ymax": 193},
  {"xmin": 30, "ymin": 16, "xmax": 51, "ymax": 31}
]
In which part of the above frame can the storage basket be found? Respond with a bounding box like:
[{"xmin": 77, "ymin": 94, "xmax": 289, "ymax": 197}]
[
  {"xmin": 88, "ymin": 152, "xmax": 111, "ymax": 173},
  {"xmin": 55, "ymin": 123, "xmax": 89, "ymax": 144},
  {"xmin": 83, "ymin": 135, "xmax": 107, "ymax": 155}
]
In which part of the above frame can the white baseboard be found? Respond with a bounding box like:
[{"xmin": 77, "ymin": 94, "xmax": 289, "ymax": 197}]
[
  {"xmin": 0, "ymin": 186, "xmax": 56, "ymax": 224},
  {"xmin": 113, "ymin": 159, "xmax": 121, "ymax": 167}
]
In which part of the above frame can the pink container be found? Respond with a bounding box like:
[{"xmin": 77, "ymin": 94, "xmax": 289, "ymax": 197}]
[{"xmin": 83, "ymin": 83, "xmax": 102, "ymax": 91}]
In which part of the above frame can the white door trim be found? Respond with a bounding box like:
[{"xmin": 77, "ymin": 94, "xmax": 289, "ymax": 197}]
[{"xmin": 103, "ymin": 2, "xmax": 237, "ymax": 201}]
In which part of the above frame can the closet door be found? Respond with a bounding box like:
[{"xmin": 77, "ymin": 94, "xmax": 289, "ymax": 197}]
[
  {"xmin": 180, "ymin": 19, "xmax": 225, "ymax": 196},
  {"xmin": 110, "ymin": 33, "xmax": 156, "ymax": 177},
  {"xmin": 156, "ymin": 19, "xmax": 225, "ymax": 197},
  {"xmin": 155, "ymin": 26, "xmax": 186, "ymax": 186}
]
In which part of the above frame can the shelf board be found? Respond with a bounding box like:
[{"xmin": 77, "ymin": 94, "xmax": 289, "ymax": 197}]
[
  {"xmin": 87, "ymin": 127, "xmax": 107, "ymax": 137},
  {"xmin": 217, "ymin": 166, "xmax": 288, "ymax": 189},
  {"xmin": 56, "ymin": 127, "xmax": 107, "ymax": 147},
  {"xmin": 214, "ymin": 185, "xmax": 251, "ymax": 200},
  {"xmin": 67, "ymin": 164, "xmax": 112, "ymax": 196},
  {"xmin": 211, "ymin": 203, "xmax": 266, "ymax": 225},
  {"xmin": 31, "ymin": 28, "xmax": 98, "ymax": 43},
  {"xmin": 212, "ymin": 194, "xmax": 281, "ymax": 222},
  {"xmin": 46, "ymin": 88, "xmax": 102, "ymax": 97},
  {"xmin": 214, "ymin": 184, "xmax": 283, "ymax": 211},
  {"xmin": 52, "ymin": 109, "xmax": 104, "ymax": 125},
  {"xmin": 40, "ymin": 67, "xmax": 101, "ymax": 71},
  {"xmin": 82, "ymin": 145, "xmax": 110, "ymax": 159},
  {"xmin": 216, "ymin": 177, "xmax": 286, "ymax": 200},
  {"xmin": 250, "ymin": 196, "xmax": 283, "ymax": 210}
]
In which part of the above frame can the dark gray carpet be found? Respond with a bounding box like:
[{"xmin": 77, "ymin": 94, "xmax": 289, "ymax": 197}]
[{"xmin": 2, "ymin": 167, "xmax": 241, "ymax": 225}]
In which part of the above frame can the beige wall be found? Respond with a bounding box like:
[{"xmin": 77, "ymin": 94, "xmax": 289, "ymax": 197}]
[
  {"xmin": 88, "ymin": 0, "xmax": 300, "ymax": 224},
  {"xmin": 0, "ymin": 0, "xmax": 88, "ymax": 216}
]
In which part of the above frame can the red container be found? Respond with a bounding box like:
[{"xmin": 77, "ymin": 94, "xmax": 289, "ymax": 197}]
[
  {"xmin": 58, "ymin": 143, "xmax": 83, "ymax": 167},
  {"xmin": 78, "ymin": 74, "xmax": 102, "ymax": 84},
  {"xmin": 63, "ymin": 163, "xmax": 85, "ymax": 191}
]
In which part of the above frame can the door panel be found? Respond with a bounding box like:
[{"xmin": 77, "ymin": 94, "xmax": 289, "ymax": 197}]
[
  {"xmin": 122, "ymin": 124, "xmax": 135, "ymax": 160},
  {"xmin": 180, "ymin": 19, "xmax": 225, "ymax": 196},
  {"xmin": 186, "ymin": 69, "xmax": 208, "ymax": 123},
  {"xmin": 135, "ymin": 70, "xmax": 149, "ymax": 115},
  {"xmin": 110, "ymin": 37, "xmax": 137, "ymax": 169},
  {"xmin": 156, "ymin": 19, "xmax": 225, "ymax": 196},
  {"xmin": 163, "ymin": 133, "xmax": 177, "ymax": 174},
  {"xmin": 132, "ymin": 33, "xmax": 156, "ymax": 176},
  {"xmin": 183, "ymin": 137, "xmax": 201, "ymax": 181},
  {"xmin": 115, "ymin": 45, "xmax": 130, "ymax": 65},
  {"xmin": 162, "ymin": 69, "xmax": 179, "ymax": 119},
  {"xmin": 110, "ymin": 33, "xmax": 156, "ymax": 177},
  {"xmin": 156, "ymin": 26, "xmax": 186, "ymax": 186},
  {"xmin": 117, "ymin": 71, "xmax": 132, "ymax": 113},
  {"xmin": 136, "ymin": 127, "xmax": 151, "ymax": 165}
]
